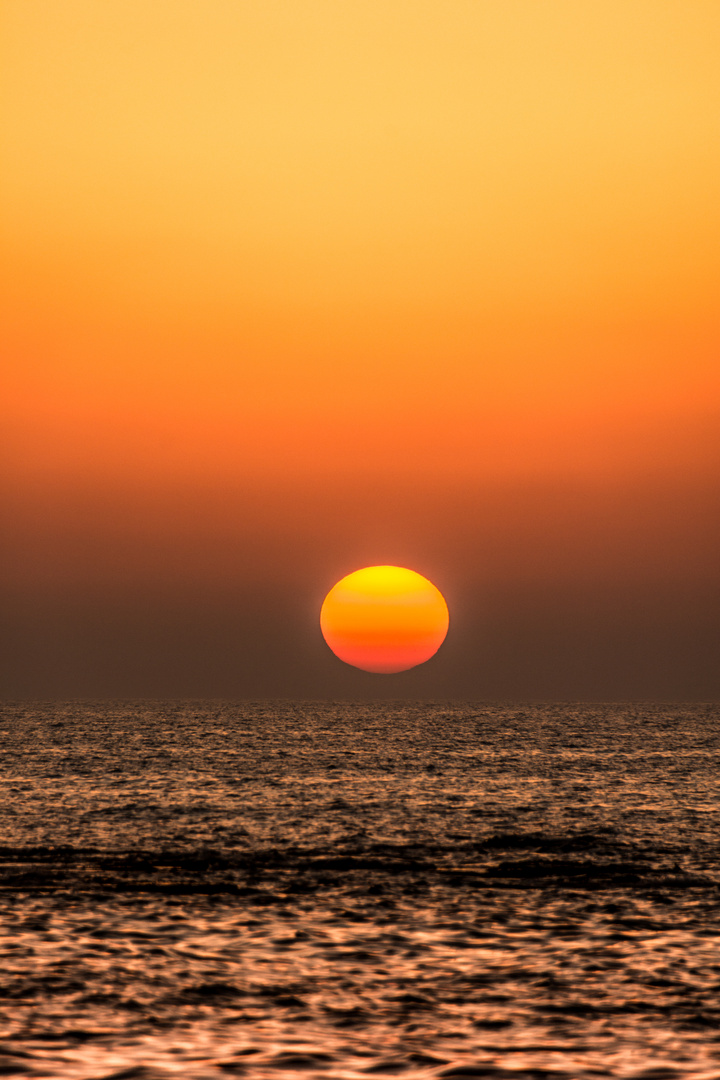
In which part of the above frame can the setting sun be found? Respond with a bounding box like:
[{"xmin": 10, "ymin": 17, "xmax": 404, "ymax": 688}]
[{"xmin": 320, "ymin": 566, "xmax": 449, "ymax": 674}]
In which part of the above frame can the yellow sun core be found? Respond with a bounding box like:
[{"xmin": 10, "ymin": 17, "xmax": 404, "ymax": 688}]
[{"xmin": 320, "ymin": 565, "xmax": 449, "ymax": 674}]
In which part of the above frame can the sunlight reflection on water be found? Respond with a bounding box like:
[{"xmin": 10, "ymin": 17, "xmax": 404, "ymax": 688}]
[{"xmin": 1, "ymin": 701, "xmax": 719, "ymax": 1078}]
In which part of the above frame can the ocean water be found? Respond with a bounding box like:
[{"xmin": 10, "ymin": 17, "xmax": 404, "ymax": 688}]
[{"xmin": 1, "ymin": 702, "xmax": 719, "ymax": 1080}]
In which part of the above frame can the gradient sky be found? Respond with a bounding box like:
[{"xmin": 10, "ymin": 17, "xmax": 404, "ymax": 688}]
[{"xmin": 2, "ymin": 0, "xmax": 719, "ymax": 699}]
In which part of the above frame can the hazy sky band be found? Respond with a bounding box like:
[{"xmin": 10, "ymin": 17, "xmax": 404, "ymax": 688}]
[{"xmin": 2, "ymin": 1, "xmax": 718, "ymax": 697}]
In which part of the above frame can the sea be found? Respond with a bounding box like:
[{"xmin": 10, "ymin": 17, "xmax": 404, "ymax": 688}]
[{"xmin": 1, "ymin": 702, "xmax": 719, "ymax": 1080}]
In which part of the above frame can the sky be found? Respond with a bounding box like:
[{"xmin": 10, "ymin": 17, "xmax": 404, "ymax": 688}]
[{"xmin": 2, "ymin": 0, "xmax": 719, "ymax": 699}]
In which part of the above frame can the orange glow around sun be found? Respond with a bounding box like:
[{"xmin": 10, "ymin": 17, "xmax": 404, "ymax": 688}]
[{"xmin": 320, "ymin": 566, "xmax": 449, "ymax": 674}]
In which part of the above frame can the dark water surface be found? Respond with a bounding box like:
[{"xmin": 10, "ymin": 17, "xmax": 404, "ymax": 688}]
[{"xmin": 1, "ymin": 702, "xmax": 719, "ymax": 1079}]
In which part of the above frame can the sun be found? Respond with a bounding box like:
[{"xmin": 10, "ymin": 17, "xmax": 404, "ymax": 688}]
[{"xmin": 320, "ymin": 565, "xmax": 449, "ymax": 674}]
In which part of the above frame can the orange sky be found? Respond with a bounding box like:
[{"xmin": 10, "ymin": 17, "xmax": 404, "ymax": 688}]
[{"xmin": 2, "ymin": 1, "xmax": 719, "ymax": 697}]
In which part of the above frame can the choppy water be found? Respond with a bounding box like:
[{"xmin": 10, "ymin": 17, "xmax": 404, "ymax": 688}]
[{"xmin": 1, "ymin": 702, "xmax": 719, "ymax": 1079}]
